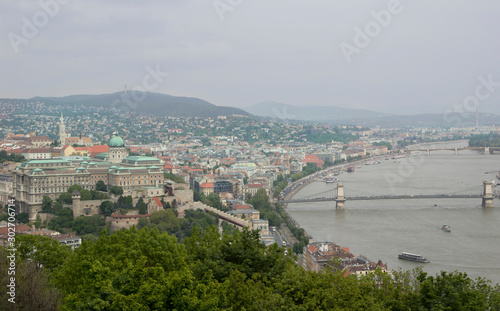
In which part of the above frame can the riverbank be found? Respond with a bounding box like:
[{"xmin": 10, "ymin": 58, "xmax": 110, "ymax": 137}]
[{"xmin": 280, "ymin": 152, "xmax": 405, "ymax": 242}]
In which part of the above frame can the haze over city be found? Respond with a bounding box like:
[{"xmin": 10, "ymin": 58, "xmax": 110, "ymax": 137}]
[{"xmin": 2, "ymin": 0, "xmax": 500, "ymax": 115}]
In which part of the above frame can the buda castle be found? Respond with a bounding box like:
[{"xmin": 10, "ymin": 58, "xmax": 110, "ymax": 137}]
[{"xmin": 12, "ymin": 132, "xmax": 164, "ymax": 221}]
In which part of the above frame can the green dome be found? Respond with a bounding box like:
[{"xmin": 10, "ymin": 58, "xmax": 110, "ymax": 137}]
[{"xmin": 109, "ymin": 135, "xmax": 125, "ymax": 147}]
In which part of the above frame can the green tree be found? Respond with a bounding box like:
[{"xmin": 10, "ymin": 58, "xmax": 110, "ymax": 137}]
[
  {"xmin": 53, "ymin": 227, "xmax": 206, "ymax": 310},
  {"xmin": 415, "ymin": 270, "xmax": 494, "ymax": 310},
  {"xmin": 0, "ymin": 248, "xmax": 62, "ymax": 311},
  {"xmin": 34, "ymin": 214, "xmax": 42, "ymax": 228},
  {"xmin": 53, "ymin": 201, "xmax": 63, "ymax": 213},
  {"xmin": 123, "ymin": 195, "xmax": 133, "ymax": 206},
  {"xmin": 79, "ymin": 189, "xmax": 92, "ymax": 201},
  {"xmin": 67, "ymin": 184, "xmax": 83, "ymax": 194},
  {"xmin": 149, "ymin": 209, "xmax": 182, "ymax": 234},
  {"xmin": 99, "ymin": 201, "xmax": 115, "ymax": 217},
  {"xmin": 137, "ymin": 217, "xmax": 150, "ymax": 229},
  {"xmin": 47, "ymin": 208, "xmax": 74, "ymax": 232},
  {"xmin": 109, "ymin": 185, "xmax": 124, "ymax": 195},
  {"xmin": 57, "ymin": 192, "xmax": 73, "ymax": 205},
  {"xmin": 185, "ymin": 226, "xmax": 290, "ymax": 283},
  {"xmin": 249, "ymin": 189, "xmax": 281, "ymax": 227},
  {"xmin": 15, "ymin": 212, "xmax": 29, "ymax": 224},
  {"xmin": 95, "ymin": 180, "xmax": 107, "ymax": 191},
  {"xmin": 14, "ymin": 234, "xmax": 72, "ymax": 271},
  {"xmin": 164, "ymin": 172, "xmax": 185, "ymax": 183},
  {"xmin": 136, "ymin": 198, "xmax": 148, "ymax": 215},
  {"xmin": 41, "ymin": 195, "xmax": 53, "ymax": 213},
  {"xmin": 72, "ymin": 215, "xmax": 106, "ymax": 235}
]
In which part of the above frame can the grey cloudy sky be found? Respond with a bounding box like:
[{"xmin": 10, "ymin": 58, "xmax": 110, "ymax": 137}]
[{"xmin": 1, "ymin": 0, "xmax": 500, "ymax": 115}]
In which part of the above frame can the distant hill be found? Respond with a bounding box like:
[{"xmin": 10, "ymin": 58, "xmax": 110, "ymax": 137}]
[
  {"xmin": 244, "ymin": 101, "xmax": 500, "ymax": 127},
  {"xmin": 346, "ymin": 112, "xmax": 500, "ymax": 127},
  {"xmin": 16, "ymin": 92, "xmax": 252, "ymax": 118},
  {"xmin": 243, "ymin": 101, "xmax": 391, "ymax": 121}
]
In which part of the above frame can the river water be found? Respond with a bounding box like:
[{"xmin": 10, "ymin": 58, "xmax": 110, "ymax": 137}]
[{"xmin": 287, "ymin": 142, "xmax": 500, "ymax": 285}]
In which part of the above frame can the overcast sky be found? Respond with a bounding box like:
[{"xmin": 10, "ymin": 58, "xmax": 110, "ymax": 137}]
[{"xmin": 1, "ymin": 0, "xmax": 500, "ymax": 115}]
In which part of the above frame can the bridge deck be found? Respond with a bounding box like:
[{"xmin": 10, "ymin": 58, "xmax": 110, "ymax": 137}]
[{"xmin": 282, "ymin": 194, "xmax": 488, "ymax": 203}]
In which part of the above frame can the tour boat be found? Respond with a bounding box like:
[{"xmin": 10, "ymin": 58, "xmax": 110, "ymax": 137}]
[{"xmin": 398, "ymin": 252, "xmax": 430, "ymax": 263}]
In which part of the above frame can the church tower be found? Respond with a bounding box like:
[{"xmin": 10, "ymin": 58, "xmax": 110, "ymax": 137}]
[{"xmin": 59, "ymin": 112, "xmax": 68, "ymax": 145}]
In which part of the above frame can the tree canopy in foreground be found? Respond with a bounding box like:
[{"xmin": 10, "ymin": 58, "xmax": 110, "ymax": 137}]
[{"xmin": 2, "ymin": 226, "xmax": 499, "ymax": 310}]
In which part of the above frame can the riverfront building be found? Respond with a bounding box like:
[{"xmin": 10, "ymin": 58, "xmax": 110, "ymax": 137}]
[
  {"xmin": 12, "ymin": 133, "xmax": 164, "ymax": 221},
  {"xmin": 302, "ymin": 242, "xmax": 388, "ymax": 276}
]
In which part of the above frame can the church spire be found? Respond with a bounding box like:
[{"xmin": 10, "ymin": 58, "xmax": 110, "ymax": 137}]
[{"xmin": 59, "ymin": 112, "xmax": 66, "ymax": 146}]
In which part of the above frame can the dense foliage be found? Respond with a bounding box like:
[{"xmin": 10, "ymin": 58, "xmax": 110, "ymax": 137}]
[
  {"xmin": 248, "ymin": 189, "xmax": 282, "ymax": 227},
  {"xmin": 373, "ymin": 141, "xmax": 392, "ymax": 150},
  {"xmin": 300, "ymin": 127, "xmax": 356, "ymax": 144},
  {"xmin": 273, "ymin": 175, "xmax": 288, "ymax": 198},
  {"xmin": 138, "ymin": 209, "xmax": 219, "ymax": 242},
  {"xmin": 47, "ymin": 208, "xmax": 74, "ymax": 232},
  {"xmin": 469, "ymin": 133, "xmax": 500, "ymax": 147},
  {"xmin": 109, "ymin": 185, "xmax": 124, "ymax": 195},
  {"xmin": 95, "ymin": 180, "xmax": 107, "ymax": 191},
  {"xmin": 2, "ymin": 227, "xmax": 499, "ymax": 310},
  {"xmin": 193, "ymin": 191, "xmax": 225, "ymax": 211},
  {"xmin": 0, "ymin": 150, "xmax": 24, "ymax": 163},
  {"xmin": 164, "ymin": 172, "xmax": 186, "ymax": 183},
  {"xmin": 291, "ymin": 162, "xmax": 321, "ymax": 181}
]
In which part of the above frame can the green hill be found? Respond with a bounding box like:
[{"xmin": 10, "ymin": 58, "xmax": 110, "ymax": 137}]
[{"xmin": 24, "ymin": 92, "xmax": 252, "ymax": 118}]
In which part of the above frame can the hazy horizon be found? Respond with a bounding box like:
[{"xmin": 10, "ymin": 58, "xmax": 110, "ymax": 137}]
[{"xmin": 1, "ymin": 1, "xmax": 499, "ymax": 116}]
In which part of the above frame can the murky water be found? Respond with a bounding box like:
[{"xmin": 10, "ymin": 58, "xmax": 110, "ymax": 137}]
[{"xmin": 287, "ymin": 142, "xmax": 500, "ymax": 285}]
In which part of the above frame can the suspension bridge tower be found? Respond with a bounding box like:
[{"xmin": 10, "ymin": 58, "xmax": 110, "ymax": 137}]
[
  {"xmin": 482, "ymin": 180, "xmax": 495, "ymax": 207},
  {"xmin": 336, "ymin": 183, "xmax": 346, "ymax": 209}
]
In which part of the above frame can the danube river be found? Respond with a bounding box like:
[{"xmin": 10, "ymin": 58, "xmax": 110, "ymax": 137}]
[{"xmin": 287, "ymin": 142, "xmax": 500, "ymax": 285}]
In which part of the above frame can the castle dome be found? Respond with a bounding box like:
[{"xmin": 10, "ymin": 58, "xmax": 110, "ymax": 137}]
[{"xmin": 109, "ymin": 134, "xmax": 125, "ymax": 148}]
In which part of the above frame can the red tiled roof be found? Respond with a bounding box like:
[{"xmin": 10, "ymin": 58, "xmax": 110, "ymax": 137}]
[
  {"xmin": 153, "ymin": 197, "xmax": 163, "ymax": 208},
  {"xmin": 0, "ymin": 224, "xmax": 32, "ymax": 235},
  {"xmin": 200, "ymin": 182, "xmax": 214, "ymax": 188},
  {"xmin": 89, "ymin": 145, "xmax": 109, "ymax": 155}
]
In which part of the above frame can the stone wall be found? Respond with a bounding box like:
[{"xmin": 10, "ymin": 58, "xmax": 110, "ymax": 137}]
[
  {"xmin": 72, "ymin": 199, "xmax": 105, "ymax": 218},
  {"xmin": 109, "ymin": 214, "xmax": 150, "ymax": 231}
]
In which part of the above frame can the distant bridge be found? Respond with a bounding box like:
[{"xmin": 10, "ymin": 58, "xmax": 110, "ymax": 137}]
[
  {"xmin": 281, "ymin": 181, "xmax": 497, "ymax": 209},
  {"xmin": 403, "ymin": 146, "xmax": 500, "ymax": 155}
]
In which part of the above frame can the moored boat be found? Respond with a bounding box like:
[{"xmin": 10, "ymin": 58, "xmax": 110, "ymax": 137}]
[{"xmin": 398, "ymin": 252, "xmax": 430, "ymax": 263}]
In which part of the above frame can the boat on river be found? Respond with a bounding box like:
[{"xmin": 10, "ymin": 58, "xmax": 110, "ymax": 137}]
[
  {"xmin": 442, "ymin": 224, "xmax": 451, "ymax": 232},
  {"xmin": 398, "ymin": 252, "xmax": 430, "ymax": 263}
]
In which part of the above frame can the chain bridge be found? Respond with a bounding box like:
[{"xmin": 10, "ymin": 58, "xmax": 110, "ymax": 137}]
[
  {"xmin": 403, "ymin": 146, "xmax": 500, "ymax": 155},
  {"xmin": 281, "ymin": 181, "xmax": 497, "ymax": 209}
]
